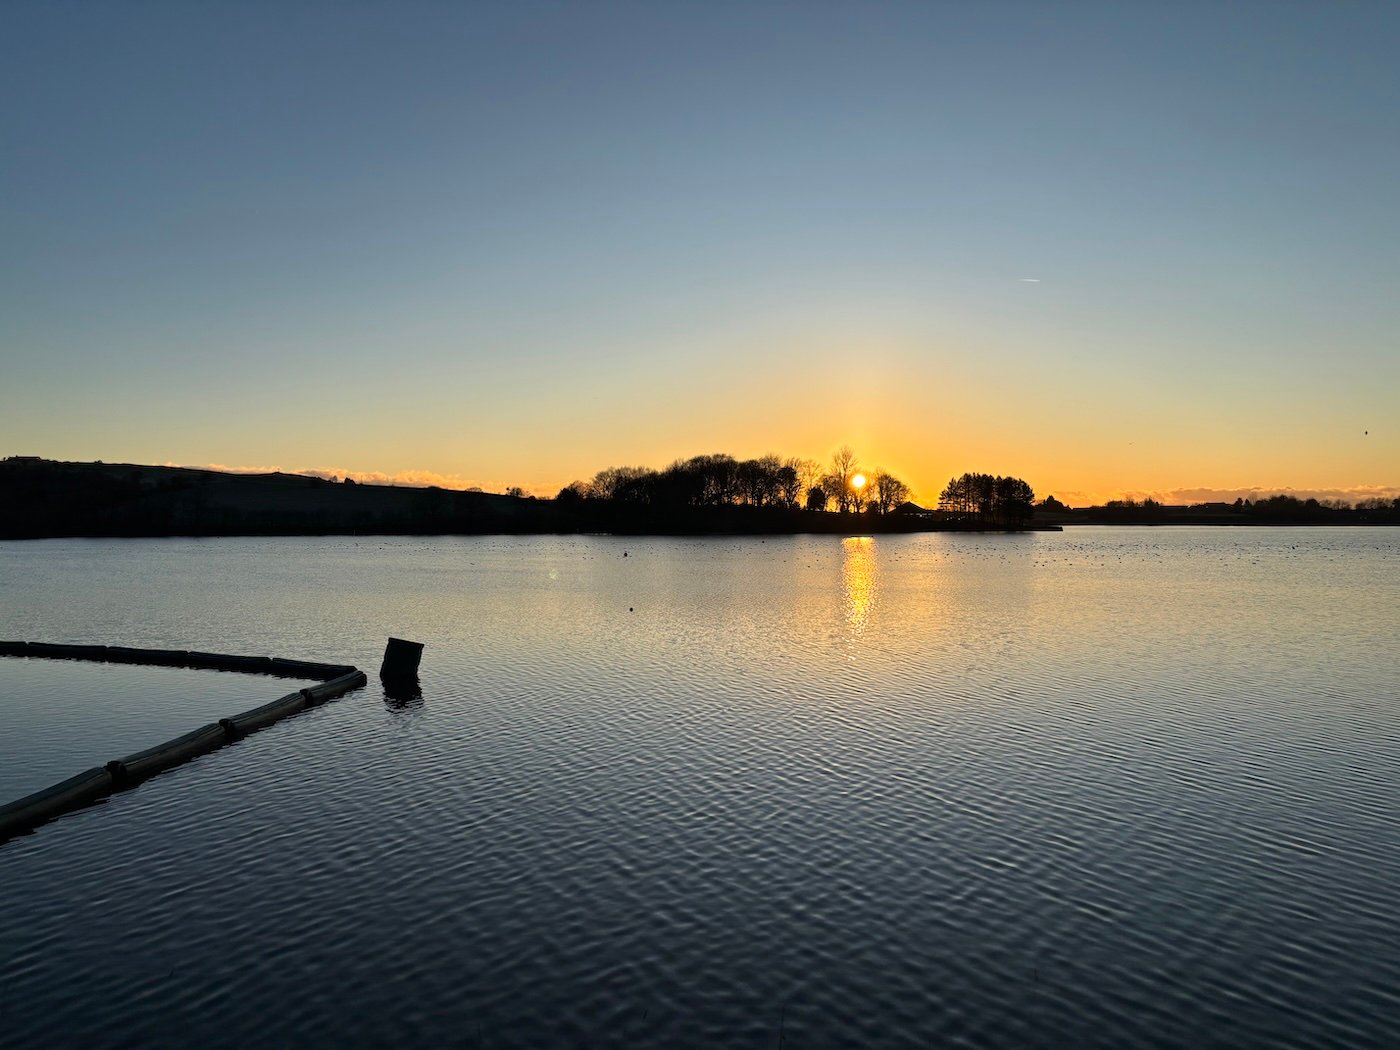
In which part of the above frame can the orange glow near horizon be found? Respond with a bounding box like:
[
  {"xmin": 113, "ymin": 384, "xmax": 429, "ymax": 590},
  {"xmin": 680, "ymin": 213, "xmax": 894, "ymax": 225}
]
[
  {"xmin": 147, "ymin": 437, "xmax": 1400, "ymax": 512},
  {"xmin": 32, "ymin": 325, "xmax": 1397, "ymax": 510}
]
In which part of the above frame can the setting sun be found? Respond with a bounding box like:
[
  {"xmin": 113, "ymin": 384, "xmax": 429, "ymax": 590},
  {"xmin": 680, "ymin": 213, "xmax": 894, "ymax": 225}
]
[{"xmin": 851, "ymin": 473, "xmax": 867, "ymax": 490}]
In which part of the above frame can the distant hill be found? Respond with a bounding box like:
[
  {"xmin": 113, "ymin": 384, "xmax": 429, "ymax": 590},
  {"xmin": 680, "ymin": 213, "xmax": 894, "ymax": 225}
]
[{"xmin": 0, "ymin": 458, "xmax": 554, "ymax": 538}]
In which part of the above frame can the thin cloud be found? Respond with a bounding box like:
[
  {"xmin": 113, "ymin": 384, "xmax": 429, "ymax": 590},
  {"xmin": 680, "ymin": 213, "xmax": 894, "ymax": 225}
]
[
  {"xmin": 165, "ymin": 462, "xmax": 283, "ymax": 476},
  {"xmin": 1149, "ymin": 484, "xmax": 1400, "ymax": 505},
  {"xmin": 173, "ymin": 462, "xmax": 484, "ymax": 491},
  {"xmin": 1019, "ymin": 277, "xmax": 1041, "ymax": 282},
  {"xmin": 1068, "ymin": 484, "xmax": 1400, "ymax": 507}
]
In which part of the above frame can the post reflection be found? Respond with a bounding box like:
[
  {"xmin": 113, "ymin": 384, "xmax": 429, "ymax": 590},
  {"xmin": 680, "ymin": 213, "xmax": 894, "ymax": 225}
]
[
  {"xmin": 381, "ymin": 675, "xmax": 423, "ymax": 710},
  {"xmin": 842, "ymin": 536, "xmax": 878, "ymax": 641}
]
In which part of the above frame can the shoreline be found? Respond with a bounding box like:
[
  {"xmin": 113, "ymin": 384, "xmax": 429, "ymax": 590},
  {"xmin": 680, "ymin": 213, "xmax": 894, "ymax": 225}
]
[{"xmin": 0, "ymin": 523, "xmax": 1065, "ymax": 541}]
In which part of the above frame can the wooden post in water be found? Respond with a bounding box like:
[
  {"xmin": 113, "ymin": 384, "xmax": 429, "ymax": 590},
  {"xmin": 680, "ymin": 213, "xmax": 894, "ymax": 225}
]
[{"xmin": 380, "ymin": 637, "xmax": 424, "ymax": 679}]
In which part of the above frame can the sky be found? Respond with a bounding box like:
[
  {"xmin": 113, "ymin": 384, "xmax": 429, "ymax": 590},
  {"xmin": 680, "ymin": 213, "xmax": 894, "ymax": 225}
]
[{"xmin": 2, "ymin": 1, "xmax": 1396, "ymax": 506}]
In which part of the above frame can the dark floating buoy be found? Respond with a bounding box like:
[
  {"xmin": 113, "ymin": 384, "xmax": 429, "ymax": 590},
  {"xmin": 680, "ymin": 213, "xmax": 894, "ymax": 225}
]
[{"xmin": 380, "ymin": 637, "xmax": 424, "ymax": 679}]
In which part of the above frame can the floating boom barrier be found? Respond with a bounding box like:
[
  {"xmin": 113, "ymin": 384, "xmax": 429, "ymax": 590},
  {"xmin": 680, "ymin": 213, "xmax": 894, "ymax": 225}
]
[
  {"xmin": 0, "ymin": 641, "xmax": 366, "ymax": 843},
  {"xmin": 0, "ymin": 640, "xmax": 354, "ymax": 679}
]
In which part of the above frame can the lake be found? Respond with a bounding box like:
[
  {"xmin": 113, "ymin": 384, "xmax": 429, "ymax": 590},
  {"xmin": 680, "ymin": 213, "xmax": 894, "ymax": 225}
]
[{"xmin": 1, "ymin": 529, "xmax": 1397, "ymax": 1047}]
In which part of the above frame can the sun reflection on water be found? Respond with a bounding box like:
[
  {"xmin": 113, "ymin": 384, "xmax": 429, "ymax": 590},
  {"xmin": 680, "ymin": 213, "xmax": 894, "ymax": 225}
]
[{"xmin": 842, "ymin": 536, "xmax": 878, "ymax": 644}]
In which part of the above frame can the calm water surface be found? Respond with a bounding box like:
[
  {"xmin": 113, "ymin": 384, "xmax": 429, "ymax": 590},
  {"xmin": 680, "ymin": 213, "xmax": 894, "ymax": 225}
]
[
  {"xmin": 0, "ymin": 660, "xmax": 316, "ymax": 800},
  {"xmin": 1, "ymin": 529, "xmax": 1397, "ymax": 1047}
]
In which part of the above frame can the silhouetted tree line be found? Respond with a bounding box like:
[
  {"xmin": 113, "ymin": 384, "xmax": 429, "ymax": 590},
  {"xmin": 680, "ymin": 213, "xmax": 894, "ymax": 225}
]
[
  {"xmin": 1036, "ymin": 491, "xmax": 1400, "ymax": 525},
  {"xmin": 1114, "ymin": 494, "xmax": 1400, "ymax": 522},
  {"xmin": 558, "ymin": 447, "xmax": 917, "ymax": 517},
  {"xmin": 546, "ymin": 447, "xmax": 971, "ymax": 533},
  {"xmin": 560, "ymin": 454, "xmax": 803, "ymax": 509},
  {"xmin": 1238, "ymin": 494, "xmax": 1400, "ymax": 524},
  {"xmin": 937, "ymin": 472, "xmax": 1035, "ymax": 526}
]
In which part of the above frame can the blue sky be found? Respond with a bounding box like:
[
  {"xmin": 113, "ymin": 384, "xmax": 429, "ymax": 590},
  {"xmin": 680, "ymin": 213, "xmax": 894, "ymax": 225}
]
[{"xmin": 3, "ymin": 1, "xmax": 1396, "ymax": 503}]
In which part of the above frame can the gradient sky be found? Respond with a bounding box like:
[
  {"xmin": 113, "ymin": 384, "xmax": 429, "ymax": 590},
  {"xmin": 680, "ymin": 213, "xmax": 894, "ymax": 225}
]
[{"xmin": 3, "ymin": 1, "xmax": 1396, "ymax": 505}]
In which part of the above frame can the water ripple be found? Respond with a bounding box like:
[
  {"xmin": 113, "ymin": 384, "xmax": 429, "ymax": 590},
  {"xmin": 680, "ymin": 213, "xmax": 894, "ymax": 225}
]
[{"xmin": 0, "ymin": 529, "xmax": 1397, "ymax": 1047}]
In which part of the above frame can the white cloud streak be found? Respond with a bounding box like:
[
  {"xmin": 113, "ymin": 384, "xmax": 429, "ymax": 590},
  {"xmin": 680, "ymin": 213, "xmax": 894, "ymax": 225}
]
[
  {"xmin": 171, "ymin": 463, "xmax": 486, "ymax": 491},
  {"xmin": 1050, "ymin": 484, "xmax": 1400, "ymax": 508}
]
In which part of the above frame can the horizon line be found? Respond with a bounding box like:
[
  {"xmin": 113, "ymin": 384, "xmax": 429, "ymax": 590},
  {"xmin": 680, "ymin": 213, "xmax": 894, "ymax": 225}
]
[{"xmin": 5, "ymin": 455, "xmax": 1397, "ymax": 510}]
